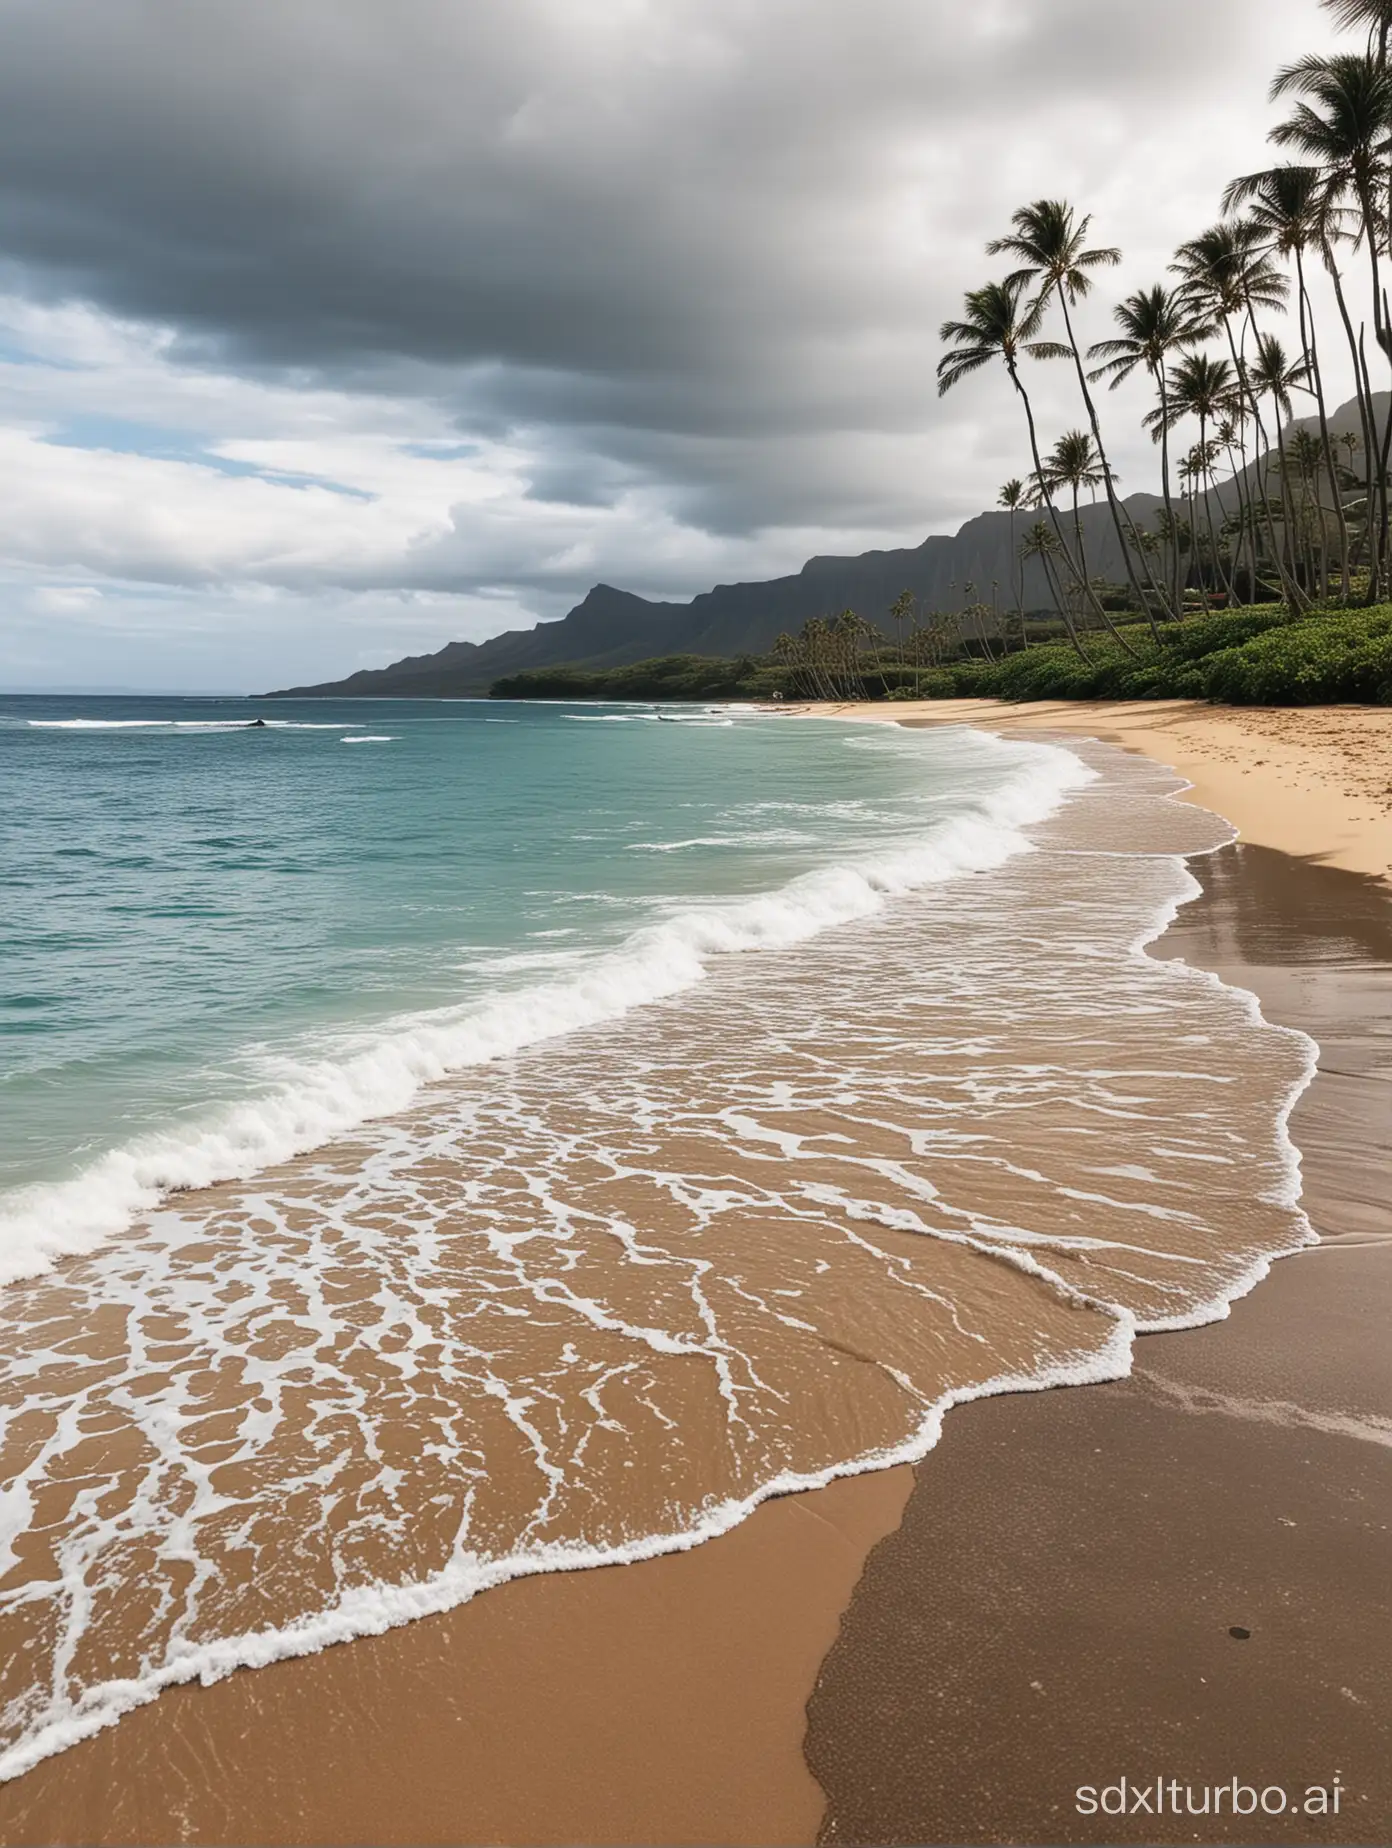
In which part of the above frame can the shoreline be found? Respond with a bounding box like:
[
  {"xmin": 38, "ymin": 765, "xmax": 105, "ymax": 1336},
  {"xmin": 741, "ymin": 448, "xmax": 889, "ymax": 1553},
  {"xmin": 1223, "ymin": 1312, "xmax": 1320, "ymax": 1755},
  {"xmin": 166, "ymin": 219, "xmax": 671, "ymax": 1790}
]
[
  {"xmin": 0, "ymin": 702, "xmax": 1386, "ymax": 1846},
  {"xmin": 796, "ymin": 696, "xmax": 1392, "ymax": 883},
  {"xmin": 809, "ymin": 838, "xmax": 1392, "ymax": 1844}
]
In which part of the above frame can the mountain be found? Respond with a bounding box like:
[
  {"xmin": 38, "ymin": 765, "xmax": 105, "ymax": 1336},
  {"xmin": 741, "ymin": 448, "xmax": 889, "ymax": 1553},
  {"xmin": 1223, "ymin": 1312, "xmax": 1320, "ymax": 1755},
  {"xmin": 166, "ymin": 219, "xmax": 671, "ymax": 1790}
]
[
  {"xmin": 262, "ymin": 497, "xmax": 1166, "ymax": 699},
  {"xmin": 262, "ymin": 389, "xmax": 1377, "ymax": 698}
]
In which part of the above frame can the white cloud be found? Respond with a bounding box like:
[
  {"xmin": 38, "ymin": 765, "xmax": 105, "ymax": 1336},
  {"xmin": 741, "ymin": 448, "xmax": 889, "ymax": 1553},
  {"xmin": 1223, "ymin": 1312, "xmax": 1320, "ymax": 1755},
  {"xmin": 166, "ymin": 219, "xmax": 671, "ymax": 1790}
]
[{"xmin": 0, "ymin": 0, "xmax": 1355, "ymax": 689}]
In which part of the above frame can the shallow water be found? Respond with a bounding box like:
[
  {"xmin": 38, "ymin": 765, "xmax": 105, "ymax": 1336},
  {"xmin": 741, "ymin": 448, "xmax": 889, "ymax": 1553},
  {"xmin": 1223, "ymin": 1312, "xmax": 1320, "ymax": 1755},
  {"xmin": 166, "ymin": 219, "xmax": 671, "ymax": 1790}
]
[{"xmin": 0, "ymin": 711, "xmax": 1314, "ymax": 1781}]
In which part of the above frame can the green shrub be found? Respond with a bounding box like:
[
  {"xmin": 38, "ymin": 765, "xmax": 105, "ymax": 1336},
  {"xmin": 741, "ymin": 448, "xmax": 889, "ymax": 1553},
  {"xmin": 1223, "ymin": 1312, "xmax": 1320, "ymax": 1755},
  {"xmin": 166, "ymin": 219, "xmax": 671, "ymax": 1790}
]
[
  {"xmin": 1200, "ymin": 608, "xmax": 1392, "ymax": 704},
  {"xmin": 904, "ymin": 604, "xmax": 1392, "ymax": 706}
]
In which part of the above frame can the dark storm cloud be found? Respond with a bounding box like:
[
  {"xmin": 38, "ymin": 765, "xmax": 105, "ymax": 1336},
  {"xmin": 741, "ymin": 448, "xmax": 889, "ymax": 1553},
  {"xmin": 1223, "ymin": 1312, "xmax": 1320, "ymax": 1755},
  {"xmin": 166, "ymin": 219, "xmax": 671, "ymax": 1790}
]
[
  {"xmin": 0, "ymin": 0, "xmax": 1294, "ymax": 466},
  {"xmin": 0, "ymin": 0, "xmax": 1345, "ymax": 701}
]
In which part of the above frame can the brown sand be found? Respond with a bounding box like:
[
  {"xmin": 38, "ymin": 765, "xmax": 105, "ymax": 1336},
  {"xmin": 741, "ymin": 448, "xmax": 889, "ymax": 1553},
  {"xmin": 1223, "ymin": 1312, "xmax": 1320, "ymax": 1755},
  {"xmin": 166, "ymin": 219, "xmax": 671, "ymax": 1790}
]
[
  {"xmin": 807, "ymin": 842, "xmax": 1392, "ymax": 1844},
  {"xmin": 0, "ymin": 704, "xmax": 1388, "ymax": 1848},
  {"xmin": 821, "ymin": 697, "xmax": 1392, "ymax": 882},
  {"xmin": 0, "ymin": 1462, "xmax": 912, "ymax": 1847}
]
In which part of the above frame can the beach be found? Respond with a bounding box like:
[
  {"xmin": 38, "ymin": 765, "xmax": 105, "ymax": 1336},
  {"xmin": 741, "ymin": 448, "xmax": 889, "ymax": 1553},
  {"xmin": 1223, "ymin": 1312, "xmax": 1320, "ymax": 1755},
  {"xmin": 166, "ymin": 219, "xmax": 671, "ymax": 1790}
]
[{"xmin": 0, "ymin": 699, "xmax": 1387, "ymax": 1847}]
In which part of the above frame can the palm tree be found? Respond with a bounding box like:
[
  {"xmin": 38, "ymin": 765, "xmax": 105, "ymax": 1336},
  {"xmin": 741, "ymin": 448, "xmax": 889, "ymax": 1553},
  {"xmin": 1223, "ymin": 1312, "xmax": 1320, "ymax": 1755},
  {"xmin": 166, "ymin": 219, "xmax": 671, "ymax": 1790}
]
[
  {"xmin": 986, "ymin": 200, "xmax": 1158, "ymax": 633},
  {"xmin": 1177, "ymin": 448, "xmax": 1211, "ymax": 606},
  {"xmin": 1323, "ymin": 0, "xmax": 1392, "ymax": 60},
  {"xmin": 1089, "ymin": 284, "xmax": 1207, "ymax": 619},
  {"xmin": 1267, "ymin": 50, "xmax": 1392, "ymax": 594},
  {"xmin": 1039, "ymin": 432, "xmax": 1108, "ymax": 626},
  {"xmin": 1144, "ymin": 351, "xmax": 1240, "ymax": 602},
  {"xmin": 1250, "ymin": 333, "xmax": 1313, "ymax": 588},
  {"xmin": 1285, "ymin": 426, "xmax": 1333, "ymax": 593},
  {"xmin": 1269, "ymin": 53, "xmax": 1392, "ymax": 352},
  {"xmin": 1222, "ymin": 164, "xmax": 1353, "ymax": 595},
  {"xmin": 1019, "ymin": 520, "xmax": 1088, "ymax": 658},
  {"xmin": 1171, "ymin": 221, "xmax": 1303, "ymax": 605},
  {"xmin": 937, "ymin": 277, "xmax": 1093, "ymax": 651},
  {"xmin": 888, "ymin": 589, "xmax": 914, "ymax": 680},
  {"xmin": 998, "ymin": 480, "xmax": 1028, "ymax": 646}
]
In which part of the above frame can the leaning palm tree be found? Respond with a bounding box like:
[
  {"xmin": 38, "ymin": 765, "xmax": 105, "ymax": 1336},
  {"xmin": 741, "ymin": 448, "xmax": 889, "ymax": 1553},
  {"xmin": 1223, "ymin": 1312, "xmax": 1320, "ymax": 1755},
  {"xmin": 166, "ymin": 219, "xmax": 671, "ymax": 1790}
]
[
  {"xmin": 1268, "ymin": 50, "xmax": 1392, "ymax": 593},
  {"xmin": 1222, "ymin": 165, "xmax": 1353, "ymax": 596},
  {"xmin": 1089, "ymin": 284, "xmax": 1208, "ymax": 619},
  {"xmin": 988, "ymin": 199, "xmax": 1161, "ymax": 633},
  {"xmin": 1172, "ymin": 221, "xmax": 1302, "ymax": 605},
  {"xmin": 937, "ymin": 276, "xmax": 1094, "ymax": 650}
]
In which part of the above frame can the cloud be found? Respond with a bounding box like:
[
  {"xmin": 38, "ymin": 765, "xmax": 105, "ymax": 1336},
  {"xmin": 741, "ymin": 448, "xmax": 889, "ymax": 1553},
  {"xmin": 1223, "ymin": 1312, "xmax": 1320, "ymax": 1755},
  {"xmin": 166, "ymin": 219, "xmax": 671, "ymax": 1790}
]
[{"xmin": 0, "ymin": 0, "xmax": 1349, "ymax": 687}]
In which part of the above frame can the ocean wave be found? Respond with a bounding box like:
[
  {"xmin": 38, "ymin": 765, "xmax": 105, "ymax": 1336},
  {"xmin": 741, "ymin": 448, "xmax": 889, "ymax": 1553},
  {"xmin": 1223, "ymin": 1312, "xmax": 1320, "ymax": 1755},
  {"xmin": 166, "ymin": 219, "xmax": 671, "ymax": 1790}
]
[
  {"xmin": 26, "ymin": 718, "xmax": 353, "ymax": 731},
  {"xmin": 0, "ymin": 733, "xmax": 1094, "ymax": 1286},
  {"xmin": 626, "ymin": 830, "xmax": 818, "ymax": 851}
]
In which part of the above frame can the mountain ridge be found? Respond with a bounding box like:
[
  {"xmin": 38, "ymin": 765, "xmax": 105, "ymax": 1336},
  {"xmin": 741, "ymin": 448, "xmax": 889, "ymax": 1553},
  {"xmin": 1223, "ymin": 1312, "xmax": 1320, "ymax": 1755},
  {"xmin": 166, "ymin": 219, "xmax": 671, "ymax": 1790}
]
[
  {"xmin": 262, "ymin": 497, "xmax": 1167, "ymax": 698},
  {"xmin": 264, "ymin": 389, "xmax": 1377, "ymax": 698}
]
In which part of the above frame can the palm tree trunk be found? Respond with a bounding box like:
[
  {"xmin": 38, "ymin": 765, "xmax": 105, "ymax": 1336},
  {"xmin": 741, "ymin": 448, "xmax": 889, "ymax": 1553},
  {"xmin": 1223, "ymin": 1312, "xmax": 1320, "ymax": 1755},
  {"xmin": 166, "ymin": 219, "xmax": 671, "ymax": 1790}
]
[
  {"xmin": 1154, "ymin": 362, "xmax": 1184, "ymax": 621},
  {"xmin": 1005, "ymin": 357, "xmax": 1092, "ymax": 658},
  {"xmin": 1226, "ymin": 310, "xmax": 1301, "ymax": 607},
  {"xmin": 1055, "ymin": 290, "xmax": 1167, "ymax": 633},
  {"xmin": 1296, "ymin": 245, "xmax": 1349, "ymax": 602},
  {"xmin": 1324, "ymin": 245, "xmax": 1377, "ymax": 585}
]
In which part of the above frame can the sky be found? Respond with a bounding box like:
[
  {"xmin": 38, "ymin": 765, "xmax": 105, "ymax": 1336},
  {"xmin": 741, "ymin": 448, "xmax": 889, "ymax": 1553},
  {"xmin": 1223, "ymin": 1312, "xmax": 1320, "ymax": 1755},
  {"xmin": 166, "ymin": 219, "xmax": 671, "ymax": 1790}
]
[{"xmin": 0, "ymin": 0, "xmax": 1350, "ymax": 692}]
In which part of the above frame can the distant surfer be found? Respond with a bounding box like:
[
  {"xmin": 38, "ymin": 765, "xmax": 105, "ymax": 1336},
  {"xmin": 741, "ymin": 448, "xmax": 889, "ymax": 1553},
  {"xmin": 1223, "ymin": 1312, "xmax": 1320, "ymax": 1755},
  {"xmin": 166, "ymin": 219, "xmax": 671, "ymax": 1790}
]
[{"xmin": 247, "ymin": 718, "xmax": 267, "ymax": 728}]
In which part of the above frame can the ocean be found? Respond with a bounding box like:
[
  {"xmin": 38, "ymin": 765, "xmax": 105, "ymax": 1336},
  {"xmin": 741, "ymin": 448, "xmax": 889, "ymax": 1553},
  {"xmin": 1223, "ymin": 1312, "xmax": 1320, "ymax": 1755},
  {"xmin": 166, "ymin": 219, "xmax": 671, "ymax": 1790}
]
[{"xmin": 0, "ymin": 696, "xmax": 1315, "ymax": 1779}]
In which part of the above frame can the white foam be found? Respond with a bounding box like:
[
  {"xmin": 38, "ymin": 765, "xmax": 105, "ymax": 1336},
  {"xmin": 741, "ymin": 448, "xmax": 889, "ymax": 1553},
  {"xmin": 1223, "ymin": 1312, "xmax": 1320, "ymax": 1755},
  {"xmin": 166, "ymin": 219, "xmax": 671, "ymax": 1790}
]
[
  {"xmin": 26, "ymin": 718, "xmax": 354, "ymax": 731},
  {"xmin": 0, "ymin": 733, "xmax": 1094, "ymax": 1285},
  {"xmin": 341, "ymin": 735, "xmax": 395, "ymax": 744},
  {"xmin": 0, "ymin": 727, "xmax": 1328, "ymax": 1790}
]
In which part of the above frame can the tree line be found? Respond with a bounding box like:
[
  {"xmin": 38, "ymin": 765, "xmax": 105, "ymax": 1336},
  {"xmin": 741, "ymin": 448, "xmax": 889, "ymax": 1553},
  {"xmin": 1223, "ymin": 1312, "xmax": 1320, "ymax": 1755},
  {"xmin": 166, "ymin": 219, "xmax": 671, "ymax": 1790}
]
[{"xmin": 931, "ymin": 0, "xmax": 1392, "ymax": 660}]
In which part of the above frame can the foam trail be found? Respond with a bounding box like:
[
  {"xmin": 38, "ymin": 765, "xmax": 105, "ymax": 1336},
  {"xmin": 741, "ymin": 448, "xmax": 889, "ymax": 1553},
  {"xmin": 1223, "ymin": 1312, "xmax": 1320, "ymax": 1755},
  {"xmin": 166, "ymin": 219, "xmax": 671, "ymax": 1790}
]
[
  {"xmin": 0, "ymin": 735, "xmax": 1093, "ymax": 1285},
  {"xmin": 0, "ymin": 730, "xmax": 1320, "ymax": 1790}
]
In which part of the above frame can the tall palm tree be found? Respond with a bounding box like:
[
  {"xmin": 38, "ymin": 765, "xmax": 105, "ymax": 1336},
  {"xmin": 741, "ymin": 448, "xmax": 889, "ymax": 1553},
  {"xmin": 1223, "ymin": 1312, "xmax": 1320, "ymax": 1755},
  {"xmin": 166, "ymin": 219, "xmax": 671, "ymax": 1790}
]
[
  {"xmin": 1089, "ymin": 284, "xmax": 1207, "ymax": 619},
  {"xmin": 1019, "ymin": 520, "xmax": 1088, "ymax": 658},
  {"xmin": 1251, "ymin": 334, "xmax": 1314, "ymax": 590},
  {"xmin": 987, "ymin": 200, "xmax": 1158, "ymax": 634},
  {"xmin": 998, "ymin": 480, "xmax": 1028, "ymax": 647},
  {"xmin": 1038, "ymin": 432, "xmax": 1108, "ymax": 623},
  {"xmin": 1285, "ymin": 426, "xmax": 1333, "ymax": 593},
  {"xmin": 1146, "ymin": 351, "xmax": 1241, "ymax": 602},
  {"xmin": 937, "ymin": 277, "xmax": 1094, "ymax": 651},
  {"xmin": 1172, "ymin": 221, "xmax": 1303, "ymax": 605},
  {"xmin": 888, "ymin": 589, "xmax": 914, "ymax": 678},
  {"xmin": 1223, "ymin": 164, "xmax": 1353, "ymax": 595},
  {"xmin": 1268, "ymin": 50, "xmax": 1392, "ymax": 593},
  {"xmin": 1269, "ymin": 53, "xmax": 1392, "ymax": 348}
]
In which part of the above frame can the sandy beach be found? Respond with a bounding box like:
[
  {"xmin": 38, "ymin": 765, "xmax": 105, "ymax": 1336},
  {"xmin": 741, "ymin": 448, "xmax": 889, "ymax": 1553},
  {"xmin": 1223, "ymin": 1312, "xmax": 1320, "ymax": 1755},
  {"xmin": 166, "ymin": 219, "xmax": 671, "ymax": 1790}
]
[{"xmin": 0, "ymin": 699, "xmax": 1387, "ymax": 1847}]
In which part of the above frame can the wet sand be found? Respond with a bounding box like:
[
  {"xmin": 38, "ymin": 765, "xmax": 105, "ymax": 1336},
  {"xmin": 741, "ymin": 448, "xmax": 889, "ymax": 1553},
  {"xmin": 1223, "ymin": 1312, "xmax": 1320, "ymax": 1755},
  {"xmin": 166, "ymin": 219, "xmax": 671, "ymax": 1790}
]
[
  {"xmin": 830, "ymin": 696, "xmax": 1392, "ymax": 882},
  {"xmin": 0, "ymin": 1461, "xmax": 912, "ymax": 1847},
  {"xmin": 0, "ymin": 706, "xmax": 1388, "ymax": 1847},
  {"xmin": 807, "ymin": 842, "xmax": 1392, "ymax": 1844}
]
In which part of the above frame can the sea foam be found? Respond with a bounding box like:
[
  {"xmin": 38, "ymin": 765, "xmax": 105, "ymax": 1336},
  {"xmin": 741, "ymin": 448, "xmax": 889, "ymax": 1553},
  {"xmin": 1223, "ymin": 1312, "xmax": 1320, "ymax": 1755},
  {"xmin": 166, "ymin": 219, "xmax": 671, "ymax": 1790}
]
[{"xmin": 0, "ymin": 732, "xmax": 1092, "ymax": 1285}]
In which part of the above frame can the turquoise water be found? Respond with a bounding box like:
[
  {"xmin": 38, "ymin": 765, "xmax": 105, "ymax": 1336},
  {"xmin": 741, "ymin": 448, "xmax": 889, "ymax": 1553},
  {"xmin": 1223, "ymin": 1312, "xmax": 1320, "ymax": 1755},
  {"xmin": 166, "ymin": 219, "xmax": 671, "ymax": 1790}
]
[{"xmin": 0, "ymin": 695, "xmax": 1047, "ymax": 1267}]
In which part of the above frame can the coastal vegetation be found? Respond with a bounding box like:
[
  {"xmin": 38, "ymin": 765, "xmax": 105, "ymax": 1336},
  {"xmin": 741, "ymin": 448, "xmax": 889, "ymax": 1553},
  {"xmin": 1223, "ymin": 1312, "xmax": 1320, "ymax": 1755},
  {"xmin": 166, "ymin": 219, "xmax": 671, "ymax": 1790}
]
[
  {"xmin": 488, "ymin": 602, "xmax": 1392, "ymax": 705},
  {"xmin": 933, "ymin": 0, "xmax": 1392, "ymax": 637},
  {"xmin": 492, "ymin": 0, "xmax": 1392, "ymax": 710}
]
